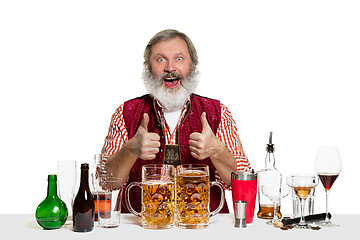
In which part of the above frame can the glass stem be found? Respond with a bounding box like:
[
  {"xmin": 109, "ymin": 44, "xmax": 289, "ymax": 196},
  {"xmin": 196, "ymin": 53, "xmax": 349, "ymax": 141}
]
[
  {"xmin": 325, "ymin": 189, "xmax": 330, "ymax": 223},
  {"xmin": 299, "ymin": 198, "xmax": 306, "ymax": 226},
  {"xmin": 273, "ymin": 201, "xmax": 279, "ymax": 223}
]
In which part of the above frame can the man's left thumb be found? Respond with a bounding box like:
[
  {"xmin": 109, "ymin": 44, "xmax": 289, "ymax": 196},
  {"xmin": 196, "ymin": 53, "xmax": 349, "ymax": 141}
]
[{"xmin": 201, "ymin": 112, "xmax": 210, "ymax": 131}]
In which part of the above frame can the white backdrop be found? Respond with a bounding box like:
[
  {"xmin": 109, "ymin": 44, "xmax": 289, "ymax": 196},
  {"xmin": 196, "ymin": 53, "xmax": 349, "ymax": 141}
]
[{"xmin": 1, "ymin": 0, "xmax": 359, "ymax": 214}]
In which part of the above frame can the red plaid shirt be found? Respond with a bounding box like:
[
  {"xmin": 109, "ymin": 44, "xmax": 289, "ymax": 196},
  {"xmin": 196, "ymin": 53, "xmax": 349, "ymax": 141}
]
[{"xmin": 101, "ymin": 99, "xmax": 251, "ymax": 187}]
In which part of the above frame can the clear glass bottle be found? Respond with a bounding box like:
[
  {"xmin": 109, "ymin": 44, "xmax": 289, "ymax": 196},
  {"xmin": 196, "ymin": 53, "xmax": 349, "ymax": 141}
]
[
  {"xmin": 91, "ymin": 154, "xmax": 104, "ymax": 192},
  {"xmin": 257, "ymin": 132, "xmax": 282, "ymax": 219},
  {"xmin": 91, "ymin": 154, "xmax": 105, "ymax": 221},
  {"xmin": 35, "ymin": 174, "xmax": 68, "ymax": 229},
  {"xmin": 73, "ymin": 163, "xmax": 95, "ymax": 232}
]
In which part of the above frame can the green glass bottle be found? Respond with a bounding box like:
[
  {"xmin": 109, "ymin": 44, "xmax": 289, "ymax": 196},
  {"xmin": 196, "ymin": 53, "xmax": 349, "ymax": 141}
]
[{"xmin": 35, "ymin": 174, "xmax": 68, "ymax": 229}]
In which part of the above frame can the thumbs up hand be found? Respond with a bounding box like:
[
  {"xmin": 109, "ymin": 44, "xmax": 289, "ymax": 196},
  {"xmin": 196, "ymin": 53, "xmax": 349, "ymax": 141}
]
[
  {"xmin": 132, "ymin": 113, "xmax": 161, "ymax": 160},
  {"xmin": 189, "ymin": 112, "xmax": 220, "ymax": 160}
]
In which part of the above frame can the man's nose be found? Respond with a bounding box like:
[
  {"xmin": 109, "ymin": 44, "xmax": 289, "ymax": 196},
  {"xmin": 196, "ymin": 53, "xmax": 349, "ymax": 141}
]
[{"xmin": 164, "ymin": 60, "xmax": 176, "ymax": 72}]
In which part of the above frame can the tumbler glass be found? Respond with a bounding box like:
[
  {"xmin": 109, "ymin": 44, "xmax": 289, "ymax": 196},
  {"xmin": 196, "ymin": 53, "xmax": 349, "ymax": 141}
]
[{"xmin": 97, "ymin": 176, "xmax": 124, "ymax": 228}]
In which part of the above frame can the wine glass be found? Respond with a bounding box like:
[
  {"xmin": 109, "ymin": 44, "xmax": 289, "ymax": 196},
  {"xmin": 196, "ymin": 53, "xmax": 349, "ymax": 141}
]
[
  {"xmin": 57, "ymin": 160, "xmax": 77, "ymax": 222},
  {"xmin": 314, "ymin": 145, "xmax": 342, "ymax": 227},
  {"xmin": 261, "ymin": 183, "xmax": 289, "ymax": 226},
  {"xmin": 287, "ymin": 174, "xmax": 319, "ymax": 229}
]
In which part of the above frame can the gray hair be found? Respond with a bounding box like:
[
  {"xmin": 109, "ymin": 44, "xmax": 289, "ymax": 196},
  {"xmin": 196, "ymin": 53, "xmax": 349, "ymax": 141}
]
[{"xmin": 143, "ymin": 29, "xmax": 199, "ymax": 72}]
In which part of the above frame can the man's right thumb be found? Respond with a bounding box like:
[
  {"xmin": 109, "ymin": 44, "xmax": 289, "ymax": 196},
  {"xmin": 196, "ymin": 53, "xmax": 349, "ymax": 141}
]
[{"xmin": 140, "ymin": 113, "xmax": 149, "ymax": 131}]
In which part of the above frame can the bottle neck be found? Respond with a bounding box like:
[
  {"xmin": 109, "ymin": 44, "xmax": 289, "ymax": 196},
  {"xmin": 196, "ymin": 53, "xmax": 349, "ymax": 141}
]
[
  {"xmin": 47, "ymin": 178, "xmax": 58, "ymax": 197},
  {"xmin": 265, "ymin": 151, "xmax": 276, "ymax": 169},
  {"xmin": 80, "ymin": 168, "xmax": 90, "ymax": 190},
  {"xmin": 94, "ymin": 154, "xmax": 102, "ymax": 166}
]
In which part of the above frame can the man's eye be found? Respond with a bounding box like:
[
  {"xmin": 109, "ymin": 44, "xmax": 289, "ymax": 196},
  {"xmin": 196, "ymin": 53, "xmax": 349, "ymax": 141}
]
[
  {"xmin": 176, "ymin": 57, "xmax": 183, "ymax": 61},
  {"xmin": 157, "ymin": 58, "xmax": 165, "ymax": 62}
]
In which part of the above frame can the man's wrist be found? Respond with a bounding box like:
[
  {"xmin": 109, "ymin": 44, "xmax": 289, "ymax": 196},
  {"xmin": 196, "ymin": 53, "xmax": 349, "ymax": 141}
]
[{"xmin": 210, "ymin": 138, "xmax": 226, "ymax": 159}]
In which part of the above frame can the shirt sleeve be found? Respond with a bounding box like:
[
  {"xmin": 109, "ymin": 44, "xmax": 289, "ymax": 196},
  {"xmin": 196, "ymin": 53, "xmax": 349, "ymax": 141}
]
[
  {"xmin": 214, "ymin": 103, "xmax": 251, "ymax": 188},
  {"xmin": 101, "ymin": 104, "xmax": 129, "ymax": 165}
]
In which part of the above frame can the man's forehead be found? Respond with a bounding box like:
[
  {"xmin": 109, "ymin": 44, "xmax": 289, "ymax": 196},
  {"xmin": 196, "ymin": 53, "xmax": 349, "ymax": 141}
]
[
  {"xmin": 153, "ymin": 52, "xmax": 185, "ymax": 57},
  {"xmin": 151, "ymin": 37, "xmax": 190, "ymax": 55}
]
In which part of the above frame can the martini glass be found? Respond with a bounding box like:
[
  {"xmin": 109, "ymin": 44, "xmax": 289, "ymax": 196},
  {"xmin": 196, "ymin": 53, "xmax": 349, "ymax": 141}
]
[
  {"xmin": 261, "ymin": 183, "xmax": 289, "ymax": 226},
  {"xmin": 315, "ymin": 145, "xmax": 342, "ymax": 227},
  {"xmin": 287, "ymin": 174, "xmax": 318, "ymax": 229}
]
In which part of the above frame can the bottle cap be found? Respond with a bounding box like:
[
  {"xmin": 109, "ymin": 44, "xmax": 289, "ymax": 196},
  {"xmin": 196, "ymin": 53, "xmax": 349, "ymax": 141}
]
[
  {"xmin": 81, "ymin": 163, "xmax": 89, "ymax": 169},
  {"xmin": 266, "ymin": 131, "xmax": 275, "ymax": 153}
]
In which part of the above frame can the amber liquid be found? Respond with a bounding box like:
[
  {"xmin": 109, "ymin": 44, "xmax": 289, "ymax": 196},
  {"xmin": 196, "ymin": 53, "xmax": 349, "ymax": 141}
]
[
  {"xmin": 294, "ymin": 186, "xmax": 313, "ymax": 199},
  {"xmin": 141, "ymin": 180, "xmax": 175, "ymax": 229},
  {"xmin": 318, "ymin": 173, "xmax": 339, "ymax": 191},
  {"xmin": 94, "ymin": 192, "xmax": 112, "ymax": 220},
  {"xmin": 176, "ymin": 170, "xmax": 210, "ymax": 227},
  {"xmin": 257, "ymin": 204, "xmax": 282, "ymax": 219}
]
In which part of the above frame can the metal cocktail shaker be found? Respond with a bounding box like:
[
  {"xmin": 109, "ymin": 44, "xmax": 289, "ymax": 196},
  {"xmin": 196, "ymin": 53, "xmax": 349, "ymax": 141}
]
[{"xmin": 231, "ymin": 171, "xmax": 257, "ymax": 224}]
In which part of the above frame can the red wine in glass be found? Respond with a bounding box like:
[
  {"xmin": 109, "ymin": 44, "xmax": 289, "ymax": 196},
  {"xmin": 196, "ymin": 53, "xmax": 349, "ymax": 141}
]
[
  {"xmin": 314, "ymin": 145, "xmax": 342, "ymax": 227},
  {"xmin": 318, "ymin": 173, "xmax": 339, "ymax": 191}
]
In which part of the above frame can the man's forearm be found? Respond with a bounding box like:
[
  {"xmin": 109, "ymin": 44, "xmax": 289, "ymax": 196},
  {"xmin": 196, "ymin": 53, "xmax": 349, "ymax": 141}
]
[
  {"xmin": 210, "ymin": 140, "xmax": 237, "ymax": 186},
  {"xmin": 105, "ymin": 138, "xmax": 138, "ymax": 181}
]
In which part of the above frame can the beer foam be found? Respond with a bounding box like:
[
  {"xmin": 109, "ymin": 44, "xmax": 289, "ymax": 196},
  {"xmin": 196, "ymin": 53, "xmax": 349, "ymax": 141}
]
[
  {"xmin": 179, "ymin": 170, "xmax": 208, "ymax": 177},
  {"xmin": 143, "ymin": 180, "xmax": 174, "ymax": 185}
]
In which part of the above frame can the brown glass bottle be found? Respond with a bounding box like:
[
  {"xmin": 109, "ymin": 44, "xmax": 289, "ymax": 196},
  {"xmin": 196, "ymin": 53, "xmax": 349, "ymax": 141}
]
[{"xmin": 73, "ymin": 163, "xmax": 95, "ymax": 232}]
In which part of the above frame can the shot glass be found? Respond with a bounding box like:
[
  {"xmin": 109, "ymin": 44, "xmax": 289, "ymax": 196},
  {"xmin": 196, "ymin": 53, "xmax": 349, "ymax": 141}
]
[{"xmin": 97, "ymin": 176, "xmax": 124, "ymax": 228}]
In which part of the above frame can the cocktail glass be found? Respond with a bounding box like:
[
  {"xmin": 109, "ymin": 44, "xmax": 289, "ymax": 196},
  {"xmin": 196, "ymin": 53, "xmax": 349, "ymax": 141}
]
[
  {"xmin": 287, "ymin": 174, "xmax": 318, "ymax": 229},
  {"xmin": 261, "ymin": 183, "xmax": 289, "ymax": 226},
  {"xmin": 315, "ymin": 145, "xmax": 342, "ymax": 227}
]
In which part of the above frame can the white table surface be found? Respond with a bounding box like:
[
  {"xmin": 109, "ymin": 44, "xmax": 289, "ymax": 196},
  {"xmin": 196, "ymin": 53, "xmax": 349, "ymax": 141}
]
[{"xmin": 1, "ymin": 213, "xmax": 357, "ymax": 239}]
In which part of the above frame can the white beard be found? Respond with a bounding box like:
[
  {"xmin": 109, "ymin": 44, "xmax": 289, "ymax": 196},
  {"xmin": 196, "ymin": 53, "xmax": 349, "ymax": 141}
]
[{"xmin": 142, "ymin": 68, "xmax": 199, "ymax": 111}]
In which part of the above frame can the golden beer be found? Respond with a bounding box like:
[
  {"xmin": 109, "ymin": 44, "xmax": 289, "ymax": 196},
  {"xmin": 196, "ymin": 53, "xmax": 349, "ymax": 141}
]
[
  {"xmin": 124, "ymin": 164, "xmax": 175, "ymax": 229},
  {"xmin": 141, "ymin": 180, "xmax": 175, "ymax": 229},
  {"xmin": 176, "ymin": 169, "xmax": 210, "ymax": 228}
]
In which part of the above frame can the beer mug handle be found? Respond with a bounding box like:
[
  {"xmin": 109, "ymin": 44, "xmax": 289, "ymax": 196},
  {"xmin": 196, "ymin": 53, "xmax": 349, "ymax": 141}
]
[
  {"xmin": 124, "ymin": 181, "xmax": 141, "ymax": 217},
  {"xmin": 209, "ymin": 181, "xmax": 225, "ymax": 217}
]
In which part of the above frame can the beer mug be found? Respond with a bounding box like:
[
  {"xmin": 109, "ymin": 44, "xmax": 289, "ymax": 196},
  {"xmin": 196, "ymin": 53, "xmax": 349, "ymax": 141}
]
[
  {"xmin": 176, "ymin": 164, "xmax": 225, "ymax": 229},
  {"xmin": 124, "ymin": 164, "xmax": 175, "ymax": 229}
]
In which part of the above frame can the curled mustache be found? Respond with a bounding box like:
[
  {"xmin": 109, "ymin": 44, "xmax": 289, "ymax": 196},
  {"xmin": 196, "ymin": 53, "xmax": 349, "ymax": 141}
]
[{"xmin": 160, "ymin": 72, "xmax": 183, "ymax": 81}]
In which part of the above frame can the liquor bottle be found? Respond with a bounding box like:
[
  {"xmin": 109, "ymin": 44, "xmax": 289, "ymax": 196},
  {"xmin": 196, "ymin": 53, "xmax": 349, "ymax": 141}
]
[
  {"xmin": 257, "ymin": 132, "xmax": 282, "ymax": 219},
  {"xmin": 35, "ymin": 174, "xmax": 68, "ymax": 229},
  {"xmin": 73, "ymin": 163, "xmax": 95, "ymax": 232}
]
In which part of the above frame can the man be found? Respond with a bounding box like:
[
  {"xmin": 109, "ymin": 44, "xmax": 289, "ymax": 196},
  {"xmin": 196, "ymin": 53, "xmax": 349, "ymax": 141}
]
[{"xmin": 101, "ymin": 29, "xmax": 251, "ymax": 213}]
